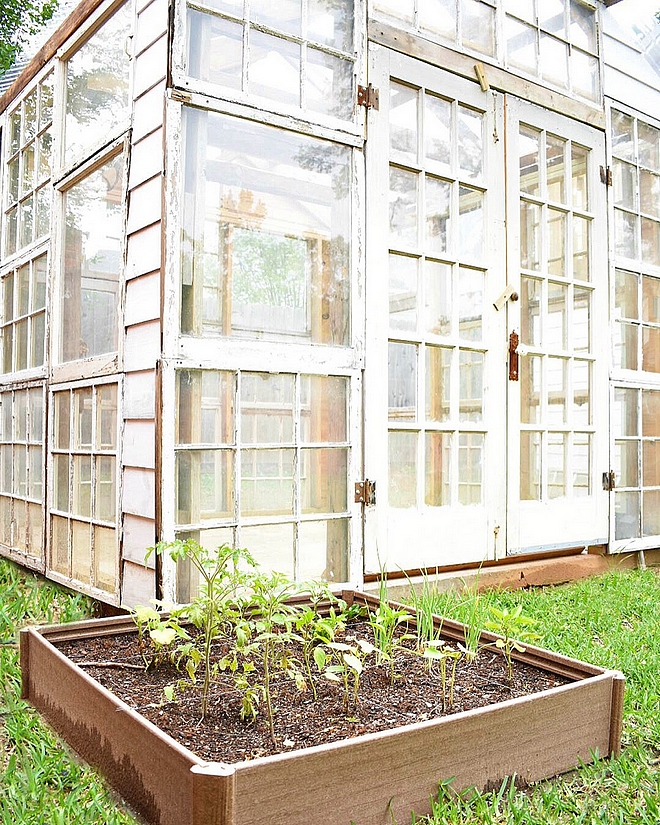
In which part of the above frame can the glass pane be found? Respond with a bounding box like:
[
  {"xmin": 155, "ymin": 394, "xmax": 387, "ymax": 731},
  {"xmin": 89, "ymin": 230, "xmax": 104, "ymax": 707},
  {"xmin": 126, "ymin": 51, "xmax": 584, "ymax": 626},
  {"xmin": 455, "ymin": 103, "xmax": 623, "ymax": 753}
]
[
  {"xmin": 8, "ymin": 158, "xmax": 19, "ymax": 202},
  {"xmin": 177, "ymin": 370, "xmax": 234, "ymax": 445},
  {"xmin": 419, "ymin": 0, "xmax": 455, "ymax": 38},
  {"xmin": 520, "ymin": 430, "xmax": 541, "ymax": 500},
  {"xmin": 613, "ymin": 160, "xmax": 637, "ymax": 210},
  {"xmin": 306, "ymin": 49, "xmax": 353, "ymax": 120},
  {"xmin": 519, "ymin": 126, "xmax": 541, "ymax": 196},
  {"xmin": 539, "ymin": 0, "xmax": 565, "ymax": 35},
  {"xmin": 643, "ymin": 326, "xmax": 660, "ymax": 372},
  {"xmin": 187, "ymin": 10, "xmax": 243, "ymax": 91},
  {"xmin": 615, "ymin": 440, "xmax": 638, "ymax": 487},
  {"xmin": 506, "ymin": 17, "xmax": 536, "ymax": 74},
  {"xmin": 425, "ymin": 346, "xmax": 451, "ymax": 422},
  {"xmin": 548, "ymin": 209, "xmax": 566, "ymax": 276},
  {"xmin": 251, "ymin": 0, "xmax": 301, "ymax": 36},
  {"xmin": 573, "ymin": 215, "xmax": 590, "ymax": 280},
  {"xmin": 573, "ymin": 359, "xmax": 591, "ymax": 427},
  {"xmin": 15, "ymin": 391, "xmax": 27, "ymax": 442},
  {"xmin": 9, "ymin": 109, "xmax": 21, "ymax": 154},
  {"xmin": 65, "ymin": 3, "xmax": 131, "ymax": 164},
  {"xmin": 250, "ymin": 30, "xmax": 300, "ymax": 106},
  {"xmin": 242, "ymin": 523, "xmax": 294, "ymax": 579},
  {"xmin": 641, "ymin": 218, "xmax": 660, "ymax": 267},
  {"xmin": 298, "ymin": 518, "xmax": 348, "ymax": 582},
  {"xmin": 20, "ymin": 195, "xmax": 34, "ymax": 249},
  {"xmin": 640, "ymin": 171, "xmax": 660, "ymax": 219},
  {"xmin": 643, "ymin": 391, "xmax": 660, "ymax": 436},
  {"xmin": 547, "ymin": 357, "xmax": 567, "ymax": 424},
  {"xmin": 614, "ymin": 209, "xmax": 638, "ymax": 260},
  {"xmin": 642, "ymin": 490, "xmax": 660, "ymax": 536},
  {"xmin": 611, "ymin": 111, "xmax": 635, "ymax": 161},
  {"xmin": 46, "ymin": 458, "xmax": 69, "ymax": 518},
  {"xmin": 27, "ymin": 501, "xmax": 43, "ymax": 558},
  {"xmin": 2, "ymin": 327, "xmax": 12, "ymax": 374},
  {"xmin": 642, "ymin": 275, "xmax": 660, "ymax": 323},
  {"xmin": 424, "ymin": 94, "xmax": 451, "ymax": 166},
  {"xmin": 390, "ymin": 83, "xmax": 418, "ymax": 163},
  {"xmin": 571, "ymin": 144, "xmax": 588, "ymax": 210},
  {"xmin": 300, "ymin": 375, "xmax": 348, "ymax": 443},
  {"xmin": 373, "ymin": 0, "xmax": 414, "ymax": 24},
  {"xmin": 32, "ymin": 254, "xmax": 47, "ymax": 310},
  {"xmin": 614, "ymin": 321, "xmax": 638, "ymax": 370},
  {"xmin": 38, "ymin": 132, "xmax": 52, "ymax": 183},
  {"xmin": 72, "ymin": 455, "xmax": 92, "ymax": 517},
  {"xmin": 458, "ymin": 106, "xmax": 483, "ymax": 180},
  {"xmin": 615, "ymin": 491, "xmax": 640, "ymax": 540},
  {"xmin": 425, "ymin": 432, "xmax": 451, "ymax": 506},
  {"xmin": 613, "ymin": 387, "xmax": 638, "ymax": 437},
  {"xmin": 459, "ymin": 349, "xmax": 484, "ymax": 422},
  {"xmin": 61, "ymin": 154, "xmax": 122, "ymax": 362},
  {"xmin": 24, "ymin": 91, "xmax": 37, "ymax": 141},
  {"xmin": 573, "ymin": 287, "xmax": 591, "ymax": 352},
  {"xmin": 547, "ymin": 282, "xmax": 568, "ymax": 349},
  {"xmin": 1, "ymin": 445, "xmax": 11, "ymax": 493},
  {"xmin": 5, "ymin": 207, "xmax": 17, "ymax": 257},
  {"xmin": 241, "ymin": 373, "xmax": 294, "ymax": 443},
  {"xmin": 94, "ymin": 524, "xmax": 116, "ymax": 592},
  {"xmin": 15, "ymin": 319, "xmax": 28, "ymax": 371},
  {"xmin": 521, "ymin": 354, "xmax": 541, "ymax": 424},
  {"xmin": 39, "ymin": 75, "xmax": 53, "ymax": 127},
  {"xmin": 573, "ymin": 433, "xmax": 590, "ymax": 497},
  {"xmin": 301, "ymin": 447, "xmax": 347, "ymax": 513},
  {"xmin": 182, "ymin": 109, "xmax": 351, "ymax": 345},
  {"xmin": 389, "ymin": 254, "xmax": 417, "ymax": 332},
  {"xmin": 540, "ymin": 34, "xmax": 568, "ymax": 89},
  {"xmin": 388, "ymin": 342, "xmax": 417, "ymax": 421},
  {"xmin": 458, "ymin": 432, "xmax": 483, "ymax": 505},
  {"xmin": 570, "ymin": 49, "xmax": 599, "ymax": 102},
  {"xmin": 29, "ymin": 445, "xmax": 43, "ymax": 499},
  {"xmin": 643, "ymin": 440, "xmax": 660, "ymax": 487},
  {"xmin": 638, "ymin": 121, "xmax": 660, "ymax": 173},
  {"xmin": 95, "ymin": 455, "xmax": 116, "ymax": 521},
  {"xmin": 308, "ymin": 0, "xmax": 354, "ymax": 52},
  {"xmin": 54, "ymin": 392, "xmax": 71, "ymax": 450},
  {"xmin": 570, "ymin": 3, "xmax": 596, "ymax": 52},
  {"xmin": 615, "ymin": 269, "xmax": 638, "ymax": 319},
  {"xmin": 547, "ymin": 432, "xmax": 566, "ymax": 499},
  {"xmin": 14, "ymin": 445, "xmax": 27, "ymax": 496},
  {"xmin": 461, "ymin": 0, "xmax": 496, "ymax": 57},
  {"xmin": 51, "ymin": 515, "xmax": 70, "ymax": 575},
  {"xmin": 424, "ymin": 260, "xmax": 452, "ymax": 336},
  {"xmin": 459, "ymin": 186, "xmax": 484, "ymax": 261},
  {"xmin": 176, "ymin": 450, "xmax": 234, "ymax": 521},
  {"xmin": 547, "ymin": 135, "xmax": 566, "ymax": 203},
  {"xmin": 505, "ymin": 0, "xmax": 534, "ymax": 22},
  {"xmin": 29, "ymin": 387, "xmax": 44, "ymax": 441},
  {"xmin": 22, "ymin": 142, "xmax": 35, "ymax": 195},
  {"xmin": 520, "ymin": 201, "xmax": 541, "ymax": 270},
  {"xmin": 74, "ymin": 388, "xmax": 93, "ymax": 449},
  {"xmin": 425, "ymin": 176, "xmax": 451, "ymax": 256},
  {"xmin": 390, "ymin": 166, "xmax": 419, "ymax": 247},
  {"xmin": 520, "ymin": 276, "xmax": 541, "ymax": 346},
  {"xmin": 71, "ymin": 520, "xmax": 91, "ymax": 584},
  {"xmin": 458, "ymin": 268, "xmax": 483, "ymax": 341},
  {"xmin": 241, "ymin": 448, "xmax": 294, "ymax": 515},
  {"xmin": 388, "ymin": 430, "xmax": 417, "ymax": 508}
]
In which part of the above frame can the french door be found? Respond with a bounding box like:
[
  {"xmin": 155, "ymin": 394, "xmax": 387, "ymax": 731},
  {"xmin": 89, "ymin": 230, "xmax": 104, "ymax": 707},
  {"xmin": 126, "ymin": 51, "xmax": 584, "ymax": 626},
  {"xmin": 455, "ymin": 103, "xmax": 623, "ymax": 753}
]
[{"xmin": 364, "ymin": 47, "xmax": 609, "ymax": 573}]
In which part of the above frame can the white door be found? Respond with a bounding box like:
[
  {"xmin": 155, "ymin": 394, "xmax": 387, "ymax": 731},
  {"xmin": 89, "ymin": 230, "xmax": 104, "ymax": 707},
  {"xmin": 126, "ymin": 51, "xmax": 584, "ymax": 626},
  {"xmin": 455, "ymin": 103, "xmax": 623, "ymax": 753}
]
[
  {"xmin": 505, "ymin": 99, "xmax": 609, "ymax": 555},
  {"xmin": 364, "ymin": 47, "xmax": 507, "ymax": 573}
]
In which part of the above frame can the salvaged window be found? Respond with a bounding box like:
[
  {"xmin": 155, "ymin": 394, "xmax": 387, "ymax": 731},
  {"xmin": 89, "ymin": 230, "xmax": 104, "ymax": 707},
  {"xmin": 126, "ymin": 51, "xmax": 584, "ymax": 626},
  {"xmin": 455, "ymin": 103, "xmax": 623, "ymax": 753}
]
[
  {"xmin": 1, "ymin": 252, "xmax": 47, "ymax": 373},
  {"xmin": 0, "ymin": 386, "xmax": 45, "ymax": 560},
  {"xmin": 175, "ymin": 369, "xmax": 349, "ymax": 597},
  {"xmin": 3, "ymin": 73, "xmax": 53, "ymax": 258},
  {"xmin": 387, "ymin": 81, "xmax": 489, "ymax": 509},
  {"xmin": 181, "ymin": 107, "xmax": 351, "ymax": 346},
  {"xmin": 185, "ymin": 0, "xmax": 355, "ymax": 121},
  {"xmin": 373, "ymin": 0, "xmax": 600, "ymax": 103},
  {"xmin": 518, "ymin": 123, "xmax": 595, "ymax": 500},
  {"xmin": 50, "ymin": 382, "xmax": 118, "ymax": 592},
  {"xmin": 59, "ymin": 152, "xmax": 124, "ymax": 363},
  {"xmin": 63, "ymin": 2, "xmax": 132, "ymax": 168}
]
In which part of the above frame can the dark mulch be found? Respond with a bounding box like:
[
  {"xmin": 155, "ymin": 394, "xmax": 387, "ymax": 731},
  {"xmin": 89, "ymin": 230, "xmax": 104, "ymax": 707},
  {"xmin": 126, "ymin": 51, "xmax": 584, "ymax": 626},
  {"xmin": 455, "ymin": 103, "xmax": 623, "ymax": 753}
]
[{"xmin": 56, "ymin": 623, "xmax": 570, "ymax": 765}]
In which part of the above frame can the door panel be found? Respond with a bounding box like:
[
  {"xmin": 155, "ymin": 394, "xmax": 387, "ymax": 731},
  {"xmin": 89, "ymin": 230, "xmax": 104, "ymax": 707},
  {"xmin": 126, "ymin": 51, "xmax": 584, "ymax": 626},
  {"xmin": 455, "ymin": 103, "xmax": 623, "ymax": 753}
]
[
  {"xmin": 365, "ymin": 47, "xmax": 507, "ymax": 573},
  {"xmin": 505, "ymin": 98, "xmax": 609, "ymax": 554}
]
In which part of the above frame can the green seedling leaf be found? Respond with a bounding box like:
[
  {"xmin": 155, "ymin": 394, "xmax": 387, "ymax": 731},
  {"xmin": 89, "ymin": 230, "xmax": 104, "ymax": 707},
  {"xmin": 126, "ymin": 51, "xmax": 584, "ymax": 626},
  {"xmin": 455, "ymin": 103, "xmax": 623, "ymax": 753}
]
[
  {"xmin": 343, "ymin": 653, "xmax": 363, "ymax": 675},
  {"xmin": 150, "ymin": 627, "xmax": 177, "ymax": 646},
  {"xmin": 313, "ymin": 646, "xmax": 327, "ymax": 671},
  {"xmin": 163, "ymin": 684, "xmax": 176, "ymax": 702}
]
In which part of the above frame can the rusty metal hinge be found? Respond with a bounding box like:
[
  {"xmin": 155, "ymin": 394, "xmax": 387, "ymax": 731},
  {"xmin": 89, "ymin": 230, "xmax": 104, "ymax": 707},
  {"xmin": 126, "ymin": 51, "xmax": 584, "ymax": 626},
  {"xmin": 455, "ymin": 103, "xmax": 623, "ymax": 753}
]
[
  {"xmin": 602, "ymin": 471, "xmax": 616, "ymax": 491},
  {"xmin": 355, "ymin": 479, "xmax": 376, "ymax": 505},
  {"xmin": 358, "ymin": 84, "xmax": 380, "ymax": 111},
  {"xmin": 600, "ymin": 165, "xmax": 612, "ymax": 186},
  {"xmin": 508, "ymin": 331, "xmax": 519, "ymax": 381}
]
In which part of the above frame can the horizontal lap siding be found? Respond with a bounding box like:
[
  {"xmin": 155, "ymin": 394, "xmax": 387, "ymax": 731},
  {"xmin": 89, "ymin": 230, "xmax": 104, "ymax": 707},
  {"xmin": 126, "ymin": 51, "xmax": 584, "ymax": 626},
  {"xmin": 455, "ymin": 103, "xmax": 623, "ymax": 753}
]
[{"xmin": 121, "ymin": 0, "xmax": 168, "ymax": 606}]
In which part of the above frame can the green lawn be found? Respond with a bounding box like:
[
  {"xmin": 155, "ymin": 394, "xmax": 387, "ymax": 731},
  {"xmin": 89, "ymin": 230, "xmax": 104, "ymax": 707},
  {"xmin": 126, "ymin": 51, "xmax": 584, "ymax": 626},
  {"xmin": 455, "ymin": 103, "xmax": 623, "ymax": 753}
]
[{"xmin": 1, "ymin": 558, "xmax": 659, "ymax": 824}]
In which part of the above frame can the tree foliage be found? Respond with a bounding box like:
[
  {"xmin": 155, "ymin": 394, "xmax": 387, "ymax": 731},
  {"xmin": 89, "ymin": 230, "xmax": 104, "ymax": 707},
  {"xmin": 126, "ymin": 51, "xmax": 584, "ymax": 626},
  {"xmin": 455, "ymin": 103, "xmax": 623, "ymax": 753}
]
[{"xmin": 0, "ymin": 0, "xmax": 58, "ymax": 76}]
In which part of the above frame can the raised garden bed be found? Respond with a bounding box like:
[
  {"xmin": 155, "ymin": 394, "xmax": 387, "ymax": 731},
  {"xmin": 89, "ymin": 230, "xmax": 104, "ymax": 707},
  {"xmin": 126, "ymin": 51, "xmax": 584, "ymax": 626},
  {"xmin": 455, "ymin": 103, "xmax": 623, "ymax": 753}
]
[{"xmin": 20, "ymin": 590, "xmax": 624, "ymax": 825}]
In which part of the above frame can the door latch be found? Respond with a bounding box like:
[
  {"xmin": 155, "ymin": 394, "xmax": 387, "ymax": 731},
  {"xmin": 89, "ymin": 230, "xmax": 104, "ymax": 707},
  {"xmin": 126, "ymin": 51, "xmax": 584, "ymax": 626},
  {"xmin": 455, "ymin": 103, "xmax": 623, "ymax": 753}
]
[
  {"xmin": 355, "ymin": 479, "xmax": 376, "ymax": 505},
  {"xmin": 602, "ymin": 471, "xmax": 616, "ymax": 491},
  {"xmin": 508, "ymin": 331, "xmax": 519, "ymax": 381}
]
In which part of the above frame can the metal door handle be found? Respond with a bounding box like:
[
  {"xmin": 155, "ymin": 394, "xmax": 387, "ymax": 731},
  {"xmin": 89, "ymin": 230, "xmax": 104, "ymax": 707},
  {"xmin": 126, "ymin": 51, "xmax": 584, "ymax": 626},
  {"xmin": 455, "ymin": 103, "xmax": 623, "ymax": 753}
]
[{"xmin": 509, "ymin": 331, "xmax": 519, "ymax": 381}]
